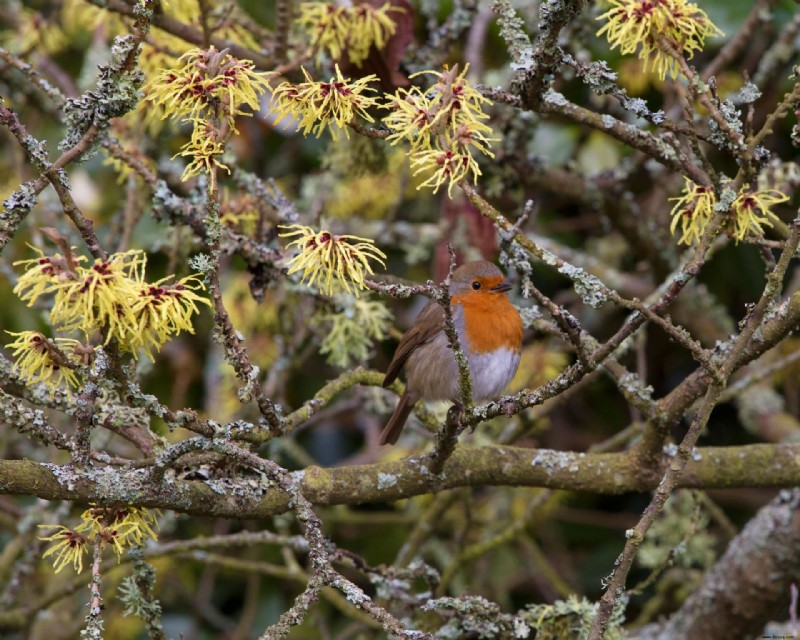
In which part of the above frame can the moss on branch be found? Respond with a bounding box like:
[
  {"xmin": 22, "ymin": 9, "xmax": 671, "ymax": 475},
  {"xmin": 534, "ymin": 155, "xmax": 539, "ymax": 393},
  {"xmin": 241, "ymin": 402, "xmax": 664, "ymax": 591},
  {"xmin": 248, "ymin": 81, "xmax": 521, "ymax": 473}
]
[{"xmin": 2, "ymin": 444, "xmax": 800, "ymax": 519}]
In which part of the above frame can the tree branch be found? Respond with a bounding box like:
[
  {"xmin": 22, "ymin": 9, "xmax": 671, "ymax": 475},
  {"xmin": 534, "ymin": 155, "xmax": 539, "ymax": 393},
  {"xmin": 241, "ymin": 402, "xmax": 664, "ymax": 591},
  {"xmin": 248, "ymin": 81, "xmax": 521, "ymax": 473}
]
[{"xmin": 3, "ymin": 444, "xmax": 800, "ymax": 518}]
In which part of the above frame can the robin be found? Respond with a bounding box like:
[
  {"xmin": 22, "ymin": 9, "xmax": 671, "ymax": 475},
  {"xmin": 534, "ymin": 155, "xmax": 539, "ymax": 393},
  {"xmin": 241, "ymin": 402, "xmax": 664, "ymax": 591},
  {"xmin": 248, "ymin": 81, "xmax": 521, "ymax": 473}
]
[{"xmin": 380, "ymin": 260, "xmax": 523, "ymax": 445}]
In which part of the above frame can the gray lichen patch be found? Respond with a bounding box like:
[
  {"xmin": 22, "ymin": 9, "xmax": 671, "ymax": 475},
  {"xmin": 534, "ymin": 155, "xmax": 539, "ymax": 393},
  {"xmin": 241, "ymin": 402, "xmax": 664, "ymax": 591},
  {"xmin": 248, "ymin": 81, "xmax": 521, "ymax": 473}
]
[
  {"xmin": 377, "ymin": 472, "xmax": 399, "ymax": 489},
  {"xmin": 557, "ymin": 262, "xmax": 609, "ymax": 308}
]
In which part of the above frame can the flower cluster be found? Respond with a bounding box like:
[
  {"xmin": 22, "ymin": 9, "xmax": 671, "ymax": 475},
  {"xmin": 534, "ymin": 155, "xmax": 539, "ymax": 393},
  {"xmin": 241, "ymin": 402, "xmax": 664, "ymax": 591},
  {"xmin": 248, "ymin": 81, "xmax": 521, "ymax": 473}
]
[
  {"xmin": 729, "ymin": 188, "xmax": 790, "ymax": 243},
  {"xmin": 669, "ymin": 178, "xmax": 789, "ymax": 245},
  {"xmin": 146, "ymin": 46, "xmax": 271, "ymax": 190},
  {"xmin": 48, "ymin": 251, "xmax": 146, "ymax": 341},
  {"xmin": 174, "ymin": 119, "xmax": 230, "ymax": 192},
  {"xmin": 39, "ymin": 506, "xmax": 160, "ymax": 574},
  {"xmin": 382, "ymin": 64, "xmax": 497, "ymax": 196},
  {"xmin": 8, "ymin": 246, "xmax": 209, "ymax": 381},
  {"xmin": 669, "ymin": 178, "xmax": 716, "ymax": 245},
  {"xmin": 596, "ymin": 0, "xmax": 723, "ymax": 80},
  {"xmin": 409, "ymin": 148, "xmax": 480, "ymax": 196},
  {"xmin": 297, "ymin": 1, "xmax": 403, "ymax": 66},
  {"xmin": 280, "ymin": 224, "xmax": 386, "ymax": 296},
  {"xmin": 128, "ymin": 273, "xmax": 210, "ymax": 360},
  {"xmin": 4, "ymin": 332, "xmax": 85, "ymax": 393},
  {"xmin": 55, "ymin": 0, "xmax": 265, "ymax": 135},
  {"xmin": 315, "ymin": 298, "xmax": 393, "ymax": 367},
  {"xmin": 270, "ymin": 65, "xmax": 379, "ymax": 140},
  {"xmin": 146, "ymin": 46, "xmax": 271, "ymax": 125}
]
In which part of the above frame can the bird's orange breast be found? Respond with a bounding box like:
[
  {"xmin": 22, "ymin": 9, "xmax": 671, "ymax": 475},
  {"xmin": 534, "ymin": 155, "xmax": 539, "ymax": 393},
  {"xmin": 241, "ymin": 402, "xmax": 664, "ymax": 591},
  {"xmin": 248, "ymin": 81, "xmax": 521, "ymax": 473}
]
[{"xmin": 452, "ymin": 292, "xmax": 523, "ymax": 354}]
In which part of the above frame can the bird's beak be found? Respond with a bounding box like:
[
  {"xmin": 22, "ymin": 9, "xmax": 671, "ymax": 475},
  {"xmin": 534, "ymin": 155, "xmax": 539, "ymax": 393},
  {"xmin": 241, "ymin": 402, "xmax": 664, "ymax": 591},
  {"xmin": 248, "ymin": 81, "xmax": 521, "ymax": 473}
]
[{"xmin": 490, "ymin": 281, "xmax": 513, "ymax": 293}]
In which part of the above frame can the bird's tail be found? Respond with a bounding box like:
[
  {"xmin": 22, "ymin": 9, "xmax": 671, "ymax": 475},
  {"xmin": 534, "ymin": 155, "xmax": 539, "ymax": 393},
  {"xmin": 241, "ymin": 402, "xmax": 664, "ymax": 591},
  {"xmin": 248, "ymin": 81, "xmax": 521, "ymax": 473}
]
[{"xmin": 379, "ymin": 391, "xmax": 415, "ymax": 445}]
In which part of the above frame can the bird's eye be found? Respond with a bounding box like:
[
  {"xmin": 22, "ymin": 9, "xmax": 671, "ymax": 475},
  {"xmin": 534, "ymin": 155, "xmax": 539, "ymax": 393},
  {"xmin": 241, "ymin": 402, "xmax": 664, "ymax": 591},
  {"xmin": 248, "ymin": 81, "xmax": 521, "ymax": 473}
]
[{"xmin": 471, "ymin": 281, "xmax": 481, "ymax": 290}]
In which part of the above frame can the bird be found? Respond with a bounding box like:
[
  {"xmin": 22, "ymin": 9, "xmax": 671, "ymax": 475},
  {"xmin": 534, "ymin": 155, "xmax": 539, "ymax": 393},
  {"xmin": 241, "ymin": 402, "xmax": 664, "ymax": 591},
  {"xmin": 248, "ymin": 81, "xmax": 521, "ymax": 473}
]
[{"xmin": 380, "ymin": 260, "xmax": 523, "ymax": 445}]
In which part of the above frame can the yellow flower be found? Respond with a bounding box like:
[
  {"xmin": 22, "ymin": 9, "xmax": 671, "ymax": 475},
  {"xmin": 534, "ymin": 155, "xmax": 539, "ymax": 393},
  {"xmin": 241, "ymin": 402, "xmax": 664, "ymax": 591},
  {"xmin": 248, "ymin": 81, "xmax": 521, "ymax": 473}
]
[
  {"xmin": 297, "ymin": 2, "xmax": 403, "ymax": 66},
  {"xmin": 13, "ymin": 248, "xmax": 143, "ymax": 343},
  {"xmin": 132, "ymin": 30, "xmax": 195, "ymax": 134},
  {"xmin": 596, "ymin": 0, "xmax": 723, "ymax": 80},
  {"xmin": 420, "ymin": 64, "xmax": 495, "ymax": 130},
  {"xmin": 145, "ymin": 46, "xmax": 272, "ymax": 125},
  {"xmin": 382, "ymin": 64, "xmax": 495, "ymax": 151},
  {"xmin": 729, "ymin": 187, "xmax": 789, "ymax": 243},
  {"xmin": 270, "ymin": 65, "xmax": 379, "ymax": 140},
  {"xmin": 280, "ymin": 224, "xmax": 386, "ymax": 296},
  {"xmin": 39, "ymin": 526, "xmax": 89, "ymax": 574},
  {"xmin": 4, "ymin": 332, "xmax": 85, "ymax": 394},
  {"xmin": 410, "ymin": 145, "xmax": 481, "ymax": 197},
  {"xmin": 77, "ymin": 505, "xmax": 160, "ymax": 556},
  {"xmin": 174, "ymin": 119, "xmax": 230, "ymax": 192},
  {"xmin": 381, "ymin": 64, "xmax": 498, "ymax": 196},
  {"xmin": 48, "ymin": 251, "xmax": 145, "ymax": 344},
  {"xmin": 346, "ymin": 2, "xmax": 403, "ymax": 65},
  {"xmin": 126, "ymin": 274, "xmax": 211, "ymax": 360},
  {"xmin": 38, "ymin": 507, "xmax": 160, "ymax": 574},
  {"xmin": 12, "ymin": 246, "xmax": 85, "ymax": 306},
  {"xmin": 669, "ymin": 180, "xmax": 790, "ymax": 244},
  {"xmin": 669, "ymin": 178, "xmax": 717, "ymax": 245},
  {"xmin": 12, "ymin": 247, "xmax": 209, "ymax": 358},
  {"xmin": 382, "ymin": 86, "xmax": 437, "ymax": 148},
  {"xmin": 297, "ymin": 3, "xmax": 349, "ymax": 61}
]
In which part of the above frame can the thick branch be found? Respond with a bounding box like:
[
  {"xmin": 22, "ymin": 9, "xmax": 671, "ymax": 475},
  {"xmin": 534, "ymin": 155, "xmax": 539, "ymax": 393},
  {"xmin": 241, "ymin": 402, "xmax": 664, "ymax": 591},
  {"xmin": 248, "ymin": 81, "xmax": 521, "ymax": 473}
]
[
  {"xmin": 2, "ymin": 444, "xmax": 800, "ymax": 517},
  {"xmin": 636, "ymin": 489, "xmax": 800, "ymax": 640}
]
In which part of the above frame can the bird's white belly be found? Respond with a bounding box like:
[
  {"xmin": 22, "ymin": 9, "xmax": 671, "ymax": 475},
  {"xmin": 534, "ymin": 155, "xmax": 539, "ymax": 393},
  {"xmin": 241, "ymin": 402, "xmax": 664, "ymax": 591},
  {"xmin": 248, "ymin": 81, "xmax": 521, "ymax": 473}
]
[
  {"xmin": 468, "ymin": 348, "xmax": 520, "ymax": 400},
  {"xmin": 405, "ymin": 330, "xmax": 519, "ymax": 402}
]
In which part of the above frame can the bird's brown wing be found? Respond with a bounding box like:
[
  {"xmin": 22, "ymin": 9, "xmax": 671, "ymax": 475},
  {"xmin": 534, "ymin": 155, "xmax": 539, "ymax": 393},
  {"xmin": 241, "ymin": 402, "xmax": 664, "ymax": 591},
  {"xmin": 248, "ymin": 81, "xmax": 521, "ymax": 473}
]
[{"xmin": 382, "ymin": 300, "xmax": 445, "ymax": 387}]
